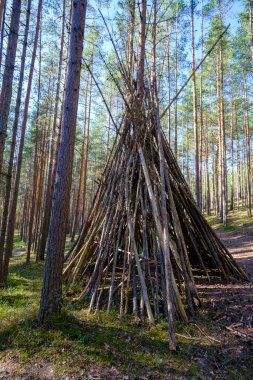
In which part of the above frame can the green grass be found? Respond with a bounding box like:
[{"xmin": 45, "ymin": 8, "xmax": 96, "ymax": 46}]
[
  {"xmin": 205, "ymin": 207, "xmax": 253, "ymax": 231},
  {"xmin": 0, "ymin": 252, "xmax": 212, "ymax": 379},
  {"xmin": 0, "ymin": 221, "xmax": 253, "ymax": 379}
]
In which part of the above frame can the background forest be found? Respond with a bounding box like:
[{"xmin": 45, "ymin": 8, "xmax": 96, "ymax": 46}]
[
  {"xmin": 0, "ymin": 0, "xmax": 252, "ymax": 242},
  {"xmin": 0, "ymin": 0, "xmax": 253, "ymax": 379}
]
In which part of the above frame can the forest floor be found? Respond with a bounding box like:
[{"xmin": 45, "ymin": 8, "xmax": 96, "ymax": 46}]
[{"xmin": 0, "ymin": 210, "xmax": 253, "ymax": 380}]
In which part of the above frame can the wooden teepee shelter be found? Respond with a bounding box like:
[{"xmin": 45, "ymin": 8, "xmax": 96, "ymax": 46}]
[
  {"xmin": 63, "ymin": 77, "xmax": 248, "ymax": 349},
  {"xmin": 63, "ymin": 5, "xmax": 248, "ymax": 350}
]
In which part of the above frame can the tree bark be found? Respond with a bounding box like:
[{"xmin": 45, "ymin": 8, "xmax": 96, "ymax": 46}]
[
  {"xmin": 174, "ymin": 0, "xmax": 178, "ymax": 159},
  {"xmin": 249, "ymin": 0, "xmax": 253, "ymax": 70},
  {"xmin": 0, "ymin": 0, "xmax": 31, "ymax": 280},
  {"xmin": 0, "ymin": 0, "xmax": 42, "ymax": 284},
  {"xmin": 37, "ymin": 0, "xmax": 66, "ymax": 260},
  {"xmin": 38, "ymin": 0, "xmax": 87, "ymax": 322},
  {"xmin": 191, "ymin": 0, "xmax": 200, "ymax": 209},
  {"xmin": 0, "ymin": 0, "xmax": 6, "ymax": 76},
  {"xmin": 127, "ymin": 0, "xmax": 135, "ymax": 77},
  {"xmin": 230, "ymin": 99, "xmax": 234, "ymax": 211},
  {"xmin": 0, "ymin": 0, "xmax": 21, "ymax": 175},
  {"xmin": 136, "ymin": 0, "xmax": 146, "ymax": 102},
  {"xmin": 244, "ymin": 75, "xmax": 251, "ymax": 216}
]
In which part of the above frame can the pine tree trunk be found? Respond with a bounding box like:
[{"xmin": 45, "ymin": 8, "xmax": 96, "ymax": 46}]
[
  {"xmin": 0, "ymin": 0, "xmax": 21, "ymax": 175},
  {"xmin": 37, "ymin": 0, "xmax": 66, "ymax": 260},
  {"xmin": 204, "ymin": 113, "xmax": 211, "ymax": 215},
  {"xmin": 0, "ymin": 0, "xmax": 43, "ymax": 284},
  {"xmin": 235, "ymin": 103, "xmax": 241, "ymax": 210},
  {"xmin": 0, "ymin": 0, "xmax": 31, "ymax": 280},
  {"xmin": 219, "ymin": 44, "xmax": 227, "ymax": 225},
  {"xmin": 0, "ymin": 0, "xmax": 5, "ymax": 39},
  {"xmin": 167, "ymin": 20, "xmax": 171, "ymax": 145},
  {"xmin": 136, "ymin": 0, "xmax": 146, "ymax": 102},
  {"xmin": 82, "ymin": 69, "xmax": 93, "ymax": 220},
  {"xmin": 127, "ymin": 0, "xmax": 135, "ymax": 76},
  {"xmin": 191, "ymin": 0, "xmax": 200, "ymax": 209},
  {"xmin": 244, "ymin": 75, "xmax": 251, "ymax": 216},
  {"xmin": 230, "ymin": 99, "xmax": 234, "ymax": 211},
  {"xmin": 174, "ymin": 0, "xmax": 178, "ymax": 159},
  {"xmin": 150, "ymin": 0, "xmax": 156, "ymax": 98},
  {"xmin": 37, "ymin": 0, "xmax": 87, "ymax": 322},
  {"xmin": 249, "ymin": 0, "xmax": 253, "ymax": 70},
  {"xmin": 0, "ymin": 0, "xmax": 6, "ymax": 75}
]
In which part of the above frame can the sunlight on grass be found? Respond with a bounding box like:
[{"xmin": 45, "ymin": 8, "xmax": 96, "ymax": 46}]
[
  {"xmin": 0, "ymin": 222, "xmax": 252, "ymax": 379},
  {"xmin": 0, "ymin": 253, "xmax": 207, "ymax": 378},
  {"xmin": 205, "ymin": 207, "xmax": 253, "ymax": 231}
]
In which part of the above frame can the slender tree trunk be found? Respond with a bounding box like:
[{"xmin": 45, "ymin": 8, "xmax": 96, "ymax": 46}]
[
  {"xmin": 0, "ymin": 0, "xmax": 21, "ymax": 175},
  {"xmin": 26, "ymin": 44, "xmax": 43, "ymax": 262},
  {"xmin": 244, "ymin": 75, "xmax": 251, "ymax": 216},
  {"xmin": 235, "ymin": 102, "xmax": 241, "ymax": 210},
  {"xmin": 150, "ymin": 0, "xmax": 156, "ymax": 98},
  {"xmin": 204, "ymin": 113, "xmax": 210, "ymax": 215},
  {"xmin": 37, "ymin": 0, "xmax": 66, "ymax": 260},
  {"xmin": 167, "ymin": 20, "xmax": 171, "ymax": 145},
  {"xmin": 0, "ymin": 0, "xmax": 31, "ymax": 279},
  {"xmin": 136, "ymin": 0, "xmax": 146, "ymax": 102},
  {"xmin": 219, "ymin": 44, "xmax": 227, "ymax": 225},
  {"xmin": 0, "ymin": 0, "xmax": 43, "ymax": 284},
  {"xmin": 71, "ymin": 82, "xmax": 89, "ymax": 241},
  {"xmin": 127, "ymin": 0, "xmax": 135, "ymax": 77},
  {"xmin": 249, "ymin": 0, "xmax": 253, "ymax": 70},
  {"xmin": 174, "ymin": 0, "xmax": 178, "ymax": 158},
  {"xmin": 0, "ymin": 0, "xmax": 6, "ymax": 76},
  {"xmin": 199, "ymin": 0, "xmax": 204, "ymax": 211},
  {"xmin": 38, "ymin": 0, "xmax": 87, "ymax": 322},
  {"xmin": 0, "ymin": 0, "xmax": 5, "ymax": 40},
  {"xmin": 191, "ymin": 0, "xmax": 200, "ymax": 209},
  {"xmin": 82, "ymin": 68, "xmax": 93, "ymax": 220},
  {"xmin": 186, "ymin": 123, "xmax": 190, "ymax": 184},
  {"xmin": 230, "ymin": 99, "xmax": 234, "ymax": 211},
  {"xmin": 28, "ymin": 77, "xmax": 53, "ymax": 261}
]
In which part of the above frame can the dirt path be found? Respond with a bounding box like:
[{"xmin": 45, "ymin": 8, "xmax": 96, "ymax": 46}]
[
  {"xmin": 195, "ymin": 227, "xmax": 253, "ymax": 379},
  {"xmin": 200, "ymin": 227, "xmax": 253, "ymax": 333}
]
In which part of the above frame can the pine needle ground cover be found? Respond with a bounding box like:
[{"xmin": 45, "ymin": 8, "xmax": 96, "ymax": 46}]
[{"xmin": 1, "ymin": 220, "xmax": 253, "ymax": 380}]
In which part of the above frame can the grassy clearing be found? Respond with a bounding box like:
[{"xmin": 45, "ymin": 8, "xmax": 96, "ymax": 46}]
[
  {"xmin": 205, "ymin": 207, "xmax": 253, "ymax": 231},
  {"xmin": 0, "ymin": 218, "xmax": 252, "ymax": 379},
  {"xmin": 0, "ymin": 253, "xmax": 217, "ymax": 379}
]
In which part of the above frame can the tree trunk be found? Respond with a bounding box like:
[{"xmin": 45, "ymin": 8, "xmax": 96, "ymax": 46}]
[
  {"xmin": 0, "ymin": 0, "xmax": 43, "ymax": 284},
  {"xmin": 174, "ymin": 0, "xmax": 178, "ymax": 159},
  {"xmin": 0, "ymin": 0, "xmax": 31, "ymax": 280},
  {"xmin": 136, "ymin": 0, "xmax": 146, "ymax": 102},
  {"xmin": 235, "ymin": 102, "xmax": 241, "ymax": 210},
  {"xmin": 0, "ymin": 0, "xmax": 6, "ymax": 76},
  {"xmin": 82, "ymin": 68, "xmax": 93, "ymax": 220},
  {"xmin": 191, "ymin": 0, "xmax": 200, "ymax": 209},
  {"xmin": 219, "ymin": 44, "xmax": 227, "ymax": 225},
  {"xmin": 249, "ymin": 0, "xmax": 253, "ymax": 70},
  {"xmin": 167, "ymin": 20, "xmax": 171, "ymax": 145},
  {"xmin": 37, "ymin": 0, "xmax": 66, "ymax": 260},
  {"xmin": 230, "ymin": 99, "xmax": 234, "ymax": 211},
  {"xmin": 244, "ymin": 75, "xmax": 251, "ymax": 216},
  {"xmin": 0, "ymin": 0, "xmax": 21, "ymax": 175},
  {"xmin": 0, "ymin": 0, "xmax": 5, "ymax": 40},
  {"xmin": 37, "ymin": 0, "xmax": 87, "ymax": 322},
  {"xmin": 127, "ymin": 0, "xmax": 135, "ymax": 76},
  {"xmin": 150, "ymin": 0, "xmax": 156, "ymax": 98}
]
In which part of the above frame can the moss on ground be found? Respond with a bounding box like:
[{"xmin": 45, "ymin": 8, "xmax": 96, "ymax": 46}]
[{"xmin": 0, "ymin": 218, "xmax": 253, "ymax": 379}]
